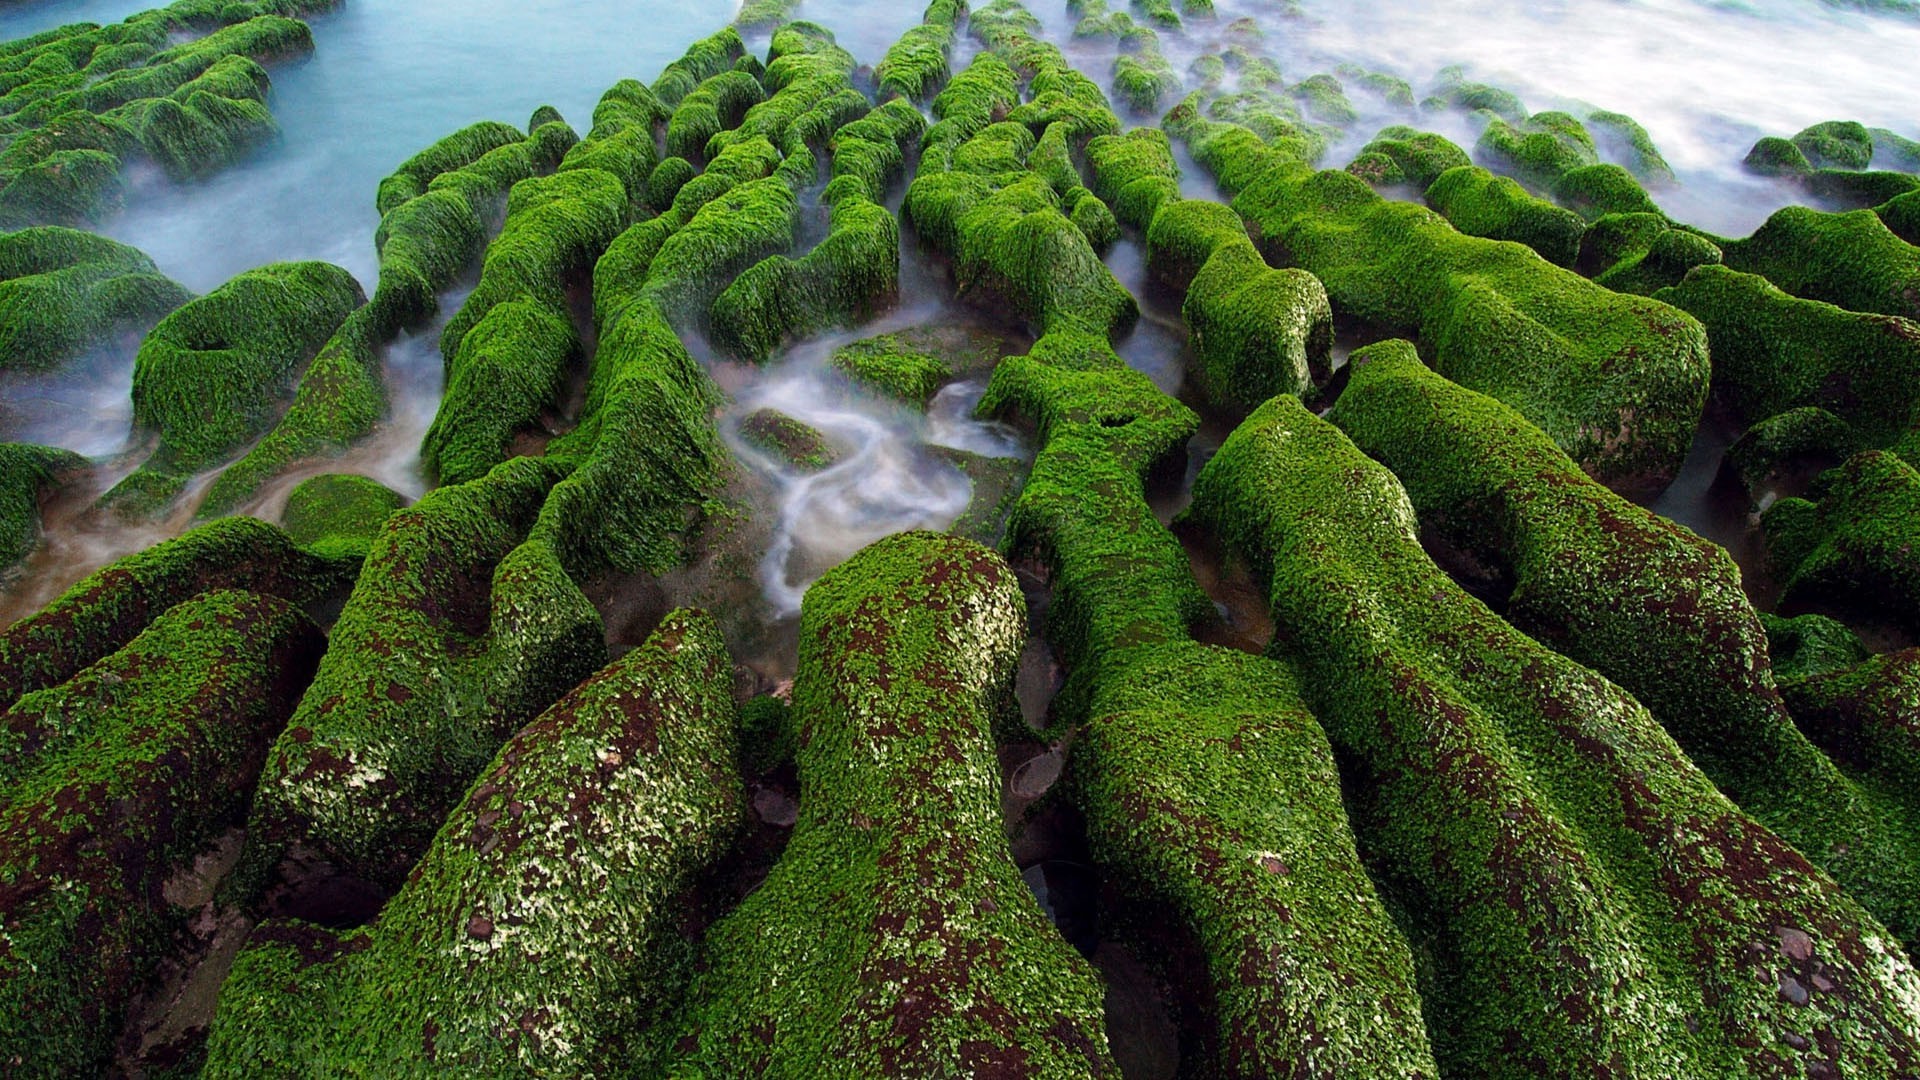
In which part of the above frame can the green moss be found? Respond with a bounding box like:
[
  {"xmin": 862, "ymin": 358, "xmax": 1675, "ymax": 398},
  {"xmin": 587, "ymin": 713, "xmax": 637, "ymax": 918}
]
[
  {"xmin": 110, "ymin": 260, "xmax": 360, "ymax": 514},
  {"xmin": 437, "ymin": 163, "xmax": 622, "ymax": 365},
  {"xmin": 1419, "ymin": 78, "xmax": 1523, "ymax": 123},
  {"xmin": 1576, "ymin": 212, "xmax": 1720, "ymax": 295},
  {"xmin": 1795, "ymin": 120, "xmax": 1875, "ymax": 171},
  {"xmin": 374, "ymin": 120, "xmax": 524, "ymax": 215},
  {"xmin": 1195, "ymin": 131, "xmax": 1709, "ymax": 490},
  {"xmin": 1331, "ymin": 340, "xmax": 1920, "ymax": 956},
  {"xmin": 134, "ymin": 69, "xmax": 279, "ymax": 182},
  {"xmin": 1763, "ymin": 612, "xmax": 1869, "ymax": 686},
  {"xmin": 829, "ymin": 327, "xmax": 996, "ymax": 408},
  {"xmin": 1744, "ymin": 135, "xmax": 1812, "ymax": 178},
  {"xmin": 1111, "ymin": 50, "xmax": 1180, "ymax": 115},
  {"xmin": 1475, "ymin": 110, "xmax": 1598, "ymax": 190},
  {"xmin": 531, "ymin": 294, "xmax": 724, "ymax": 578},
  {"xmin": 1810, "ymin": 168, "xmax": 1920, "ymax": 209},
  {"xmin": 876, "ymin": 0, "xmax": 966, "ymax": 102},
  {"xmin": 1352, "ymin": 125, "xmax": 1469, "ymax": 191},
  {"xmin": 665, "ymin": 68, "xmax": 766, "ymax": 164},
  {"xmin": 197, "ymin": 307, "xmax": 383, "ymax": 517},
  {"xmin": 1879, "ymin": 187, "xmax": 1920, "ymax": 246},
  {"xmin": 1551, "ymin": 162, "xmax": 1662, "ymax": 220},
  {"xmin": 276, "ymin": 473, "xmax": 404, "ymax": 559},
  {"xmin": 1185, "ymin": 236, "xmax": 1330, "ymax": 407},
  {"xmin": 240, "ymin": 456, "xmax": 604, "ymax": 890},
  {"xmin": 0, "ymin": 146, "xmax": 123, "ymax": 224},
  {"xmin": 0, "ymin": 443, "xmax": 83, "ymax": 572},
  {"xmin": 1779, "ymin": 648, "xmax": 1920, "ymax": 813},
  {"xmin": 1764, "ymin": 449, "xmax": 1920, "ymax": 636},
  {"xmin": 644, "ymin": 155, "xmax": 695, "ymax": 213},
  {"xmin": 1721, "ymin": 204, "xmax": 1920, "ymax": 322},
  {"xmin": 0, "ymin": 589, "xmax": 324, "ymax": 1080},
  {"xmin": 1337, "ymin": 64, "xmax": 1415, "ymax": 107},
  {"xmin": 1873, "ymin": 127, "xmax": 1920, "ymax": 172},
  {"xmin": 737, "ymin": 408, "xmax": 838, "ymax": 471},
  {"xmin": 1291, "ymin": 72, "xmax": 1357, "ymax": 125},
  {"xmin": 1085, "ymin": 127, "xmax": 1179, "ymax": 230},
  {"xmin": 1425, "ymin": 164, "xmax": 1586, "ymax": 267},
  {"xmin": 203, "ymin": 610, "xmax": 740, "ymax": 1077},
  {"xmin": 672, "ymin": 531, "xmax": 1118, "ymax": 1076},
  {"xmin": 1188, "ymin": 391, "xmax": 1920, "ymax": 1077},
  {"xmin": 1725, "ymin": 406, "xmax": 1863, "ymax": 496},
  {"xmin": 1655, "ymin": 264, "xmax": 1920, "ymax": 448},
  {"xmin": 980, "ymin": 325, "xmax": 1437, "ymax": 1074},
  {"xmin": 734, "ymin": 0, "xmax": 800, "ymax": 28},
  {"xmin": 643, "ymin": 174, "xmax": 797, "ymax": 326},
  {"xmin": 1129, "ymin": 0, "xmax": 1183, "ymax": 30},
  {"xmin": 1187, "ymin": 53, "xmax": 1226, "ymax": 92},
  {"xmin": 649, "ymin": 28, "xmax": 745, "ymax": 108},
  {"xmin": 0, "ymin": 226, "xmax": 190, "ymax": 371},
  {"xmin": 0, "ymin": 516, "xmax": 353, "ymax": 717},
  {"xmin": 422, "ymin": 297, "xmax": 578, "ymax": 485}
]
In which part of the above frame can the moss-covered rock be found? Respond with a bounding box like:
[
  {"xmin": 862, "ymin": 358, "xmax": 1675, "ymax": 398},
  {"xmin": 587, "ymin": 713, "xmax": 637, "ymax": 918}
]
[
  {"xmin": 1552, "ymin": 162, "xmax": 1663, "ymax": 220},
  {"xmin": 1425, "ymin": 163, "xmax": 1586, "ymax": 267},
  {"xmin": 1330, "ymin": 340, "xmax": 1920, "ymax": 954},
  {"xmin": 1721, "ymin": 205, "xmax": 1920, "ymax": 321},
  {"xmin": 1880, "ymin": 187, "xmax": 1920, "ymax": 246},
  {"xmin": 1808, "ymin": 167, "xmax": 1920, "ymax": 210},
  {"xmin": 1655, "ymin": 264, "xmax": 1920, "ymax": 450},
  {"xmin": 530, "ymin": 294, "xmax": 725, "ymax": 579},
  {"xmin": 110, "ymin": 260, "xmax": 361, "ymax": 514},
  {"xmin": 1085, "ymin": 126, "xmax": 1179, "ymax": 230},
  {"xmin": 737, "ymin": 408, "xmax": 838, "ymax": 471},
  {"xmin": 1726, "ymin": 406, "xmax": 1864, "ymax": 496},
  {"xmin": 1745, "ymin": 135, "xmax": 1813, "ymax": 178},
  {"xmin": 1765, "ymin": 449, "xmax": 1920, "ymax": 635},
  {"xmin": 830, "ymin": 335, "xmax": 954, "ymax": 407},
  {"xmin": 650, "ymin": 27, "xmax": 746, "ymax": 108},
  {"xmin": 0, "ymin": 589, "xmax": 324, "ymax": 1079},
  {"xmin": 1189, "ymin": 393, "xmax": 1920, "ymax": 1077},
  {"xmin": 1350, "ymin": 125, "xmax": 1469, "ymax": 191},
  {"xmin": 1795, "ymin": 120, "xmax": 1875, "ymax": 171},
  {"xmin": 277, "ymin": 472, "xmax": 404, "ymax": 559},
  {"xmin": 1184, "ymin": 235, "xmax": 1331, "ymax": 407},
  {"xmin": 1291, "ymin": 72, "xmax": 1356, "ymax": 125},
  {"xmin": 0, "ymin": 226, "xmax": 191, "ymax": 372},
  {"xmin": 1475, "ymin": 110, "xmax": 1598, "ymax": 190},
  {"xmin": 422, "ymin": 296, "xmax": 578, "ymax": 485},
  {"xmin": 981, "ymin": 328, "xmax": 1438, "ymax": 1075},
  {"xmin": 1764, "ymin": 611, "xmax": 1870, "ymax": 686},
  {"xmin": 671, "ymin": 531, "xmax": 1118, "ymax": 1076},
  {"xmin": 0, "ymin": 442, "xmax": 83, "ymax": 572},
  {"xmin": 1585, "ymin": 108, "xmax": 1674, "ymax": 185},
  {"xmin": 373, "ymin": 119, "xmax": 524, "ymax": 216},
  {"xmin": 876, "ymin": 0, "xmax": 966, "ymax": 102},
  {"xmin": 240, "ymin": 457, "xmax": 604, "ymax": 891},
  {"xmin": 1185, "ymin": 121, "xmax": 1708, "ymax": 491},
  {"xmin": 1418, "ymin": 77, "xmax": 1523, "ymax": 123},
  {"xmin": 1577, "ymin": 212, "xmax": 1721, "ymax": 295},
  {"xmin": 1779, "ymin": 647, "xmax": 1920, "ymax": 813},
  {"xmin": 0, "ymin": 515, "xmax": 354, "ymax": 715},
  {"xmin": 203, "ymin": 610, "xmax": 740, "ymax": 1077}
]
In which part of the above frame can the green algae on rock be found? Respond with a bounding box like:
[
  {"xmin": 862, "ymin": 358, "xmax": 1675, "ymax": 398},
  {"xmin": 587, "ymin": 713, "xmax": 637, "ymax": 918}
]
[
  {"xmin": 109, "ymin": 260, "xmax": 362, "ymax": 514},
  {"xmin": 1189, "ymin": 393, "xmax": 1920, "ymax": 1078},
  {"xmin": 204, "ymin": 610, "xmax": 742, "ymax": 1078},
  {"xmin": 981, "ymin": 328, "xmax": 1439, "ymax": 1076},
  {"xmin": 1577, "ymin": 212, "xmax": 1721, "ymax": 295},
  {"xmin": 240, "ymin": 456, "xmax": 604, "ymax": 892},
  {"xmin": 672, "ymin": 531, "xmax": 1120, "ymax": 1077},
  {"xmin": 0, "ymin": 226, "xmax": 191, "ymax": 372},
  {"xmin": 1329, "ymin": 340, "xmax": 1920, "ymax": 954},
  {"xmin": 1172, "ymin": 111, "xmax": 1708, "ymax": 492},
  {"xmin": 1764, "ymin": 449, "xmax": 1920, "ymax": 636},
  {"xmin": 1347, "ymin": 126, "xmax": 1469, "ymax": 191},
  {"xmin": 277, "ymin": 472, "xmax": 405, "ymax": 560},
  {"xmin": 1424, "ymin": 163, "xmax": 1586, "ymax": 267},
  {"xmin": 1779, "ymin": 647, "xmax": 1920, "ymax": 812},
  {"xmin": 1721, "ymin": 204, "xmax": 1920, "ymax": 322},
  {"xmin": 1655, "ymin": 264, "xmax": 1920, "ymax": 454},
  {"xmin": 737, "ymin": 407, "xmax": 839, "ymax": 471},
  {"xmin": 0, "ymin": 515, "xmax": 355, "ymax": 715},
  {"xmin": 1475, "ymin": 110, "xmax": 1598, "ymax": 189},
  {"xmin": 0, "ymin": 442, "xmax": 83, "ymax": 573},
  {"xmin": 876, "ymin": 0, "xmax": 967, "ymax": 102},
  {"xmin": 0, "ymin": 589, "xmax": 324, "ymax": 1079}
]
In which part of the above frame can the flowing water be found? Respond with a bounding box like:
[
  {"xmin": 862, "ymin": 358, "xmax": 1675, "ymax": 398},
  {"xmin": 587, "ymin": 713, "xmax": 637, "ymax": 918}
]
[{"xmin": 3, "ymin": 0, "xmax": 1917, "ymax": 627}]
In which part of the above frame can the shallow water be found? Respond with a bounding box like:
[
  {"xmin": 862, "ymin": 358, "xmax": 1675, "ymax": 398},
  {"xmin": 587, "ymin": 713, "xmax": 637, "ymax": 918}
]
[{"xmin": 4, "ymin": 0, "xmax": 1918, "ymax": 627}]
